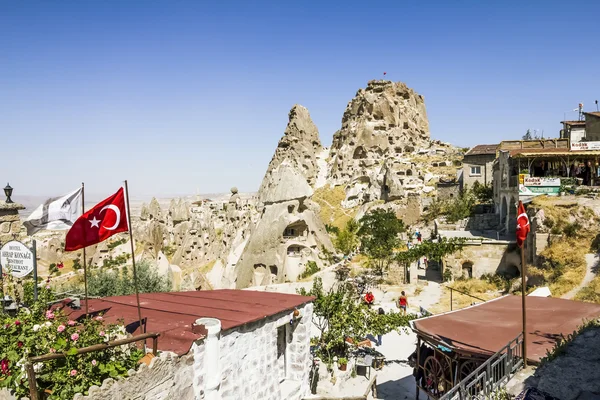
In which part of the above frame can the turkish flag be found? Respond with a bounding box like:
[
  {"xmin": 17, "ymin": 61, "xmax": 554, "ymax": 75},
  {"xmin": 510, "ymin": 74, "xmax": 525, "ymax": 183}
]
[
  {"xmin": 516, "ymin": 201, "xmax": 530, "ymax": 248},
  {"xmin": 65, "ymin": 188, "xmax": 129, "ymax": 252}
]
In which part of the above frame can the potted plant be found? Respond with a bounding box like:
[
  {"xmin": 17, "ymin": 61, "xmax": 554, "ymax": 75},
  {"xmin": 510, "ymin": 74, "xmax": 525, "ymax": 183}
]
[{"xmin": 338, "ymin": 357, "xmax": 348, "ymax": 371}]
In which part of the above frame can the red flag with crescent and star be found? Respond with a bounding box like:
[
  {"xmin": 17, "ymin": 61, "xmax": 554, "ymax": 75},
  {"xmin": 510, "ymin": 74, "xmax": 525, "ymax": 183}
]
[
  {"xmin": 64, "ymin": 188, "xmax": 129, "ymax": 252},
  {"xmin": 516, "ymin": 201, "xmax": 530, "ymax": 248}
]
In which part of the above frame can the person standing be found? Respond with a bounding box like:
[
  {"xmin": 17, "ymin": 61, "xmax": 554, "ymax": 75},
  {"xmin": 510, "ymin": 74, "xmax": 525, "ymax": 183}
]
[
  {"xmin": 377, "ymin": 308, "xmax": 385, "ymax": 346},
  {"xmin": 398, "ymin": 291, "xmax": 408, "ymax": 315}
]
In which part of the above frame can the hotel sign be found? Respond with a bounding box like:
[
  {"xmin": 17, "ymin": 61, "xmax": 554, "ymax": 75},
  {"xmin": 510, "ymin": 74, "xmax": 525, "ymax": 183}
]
[
  {"xmin": 571, "ymin": 141, "xmax": 600, "ymax": 151},
  {"xmin": 0, "ymin": 241, "xmax": 34, "ymax": 278}
]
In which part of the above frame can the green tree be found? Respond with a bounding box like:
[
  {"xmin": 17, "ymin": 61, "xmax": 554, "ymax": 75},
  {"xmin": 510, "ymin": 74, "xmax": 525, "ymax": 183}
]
[
  {"xmin": 358, "ymin": 209, "xmax": 405, "ymax": 275},
  {"xmin": 471, "ymin": 181, "xmax": 493, "ymax": 204},
  {"xmin": 334, "ymin": 219, "xmax": 360, "ymax": 256},
  {"xmin": 523, "ymin": 129, "xmax": 532, "ymax": 140},
  {"xmin": 297, "ymin": 277, "xmax": 414, "ymax": 362}
]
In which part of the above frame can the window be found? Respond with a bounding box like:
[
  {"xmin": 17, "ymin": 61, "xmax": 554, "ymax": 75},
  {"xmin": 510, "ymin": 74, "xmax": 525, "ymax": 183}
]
[
  {"xmin": 470, "ymin": 166, "xmax": 482, "ymax": 176},
  {"xmin": 277, "ymin": 325, "xmax": 287, "ymax": 382}
]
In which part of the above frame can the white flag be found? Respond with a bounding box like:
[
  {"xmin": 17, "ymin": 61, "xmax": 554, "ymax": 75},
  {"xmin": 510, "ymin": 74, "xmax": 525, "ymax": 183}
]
[{"xmin": 24, "ymin": 188, "xmax": 83, "ymax": 235}]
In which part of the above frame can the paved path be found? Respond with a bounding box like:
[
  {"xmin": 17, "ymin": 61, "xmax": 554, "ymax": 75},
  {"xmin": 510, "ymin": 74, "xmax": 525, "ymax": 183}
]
[
  {"xmin": 562, "ymin": 254, "xmax": 598, "ymax": 300},
  {"xmin": 374, "ymin": 275, "xmax": 444, "ymax": 399}
]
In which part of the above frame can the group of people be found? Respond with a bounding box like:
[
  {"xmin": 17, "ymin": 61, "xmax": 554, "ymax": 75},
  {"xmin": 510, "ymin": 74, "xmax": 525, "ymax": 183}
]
[
  {"xmin": 373, "ymin": 291, "xmax": 409, "ymax": 346},
  {"xmin": 530, "ymin": 160, "xmax": 599, "ymax": 186}
]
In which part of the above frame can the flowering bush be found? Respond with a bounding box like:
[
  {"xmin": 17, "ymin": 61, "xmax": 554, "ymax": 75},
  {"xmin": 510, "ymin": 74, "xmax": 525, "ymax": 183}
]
[{"xmin": 0, "ymin": 280, "xmax": 144, "ymax": 399}]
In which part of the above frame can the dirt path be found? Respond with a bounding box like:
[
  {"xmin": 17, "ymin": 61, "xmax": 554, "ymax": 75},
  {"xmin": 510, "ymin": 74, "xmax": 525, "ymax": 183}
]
[{"xmin": 562, "ymin": 254, "xmax": 598, "ymax": 300}]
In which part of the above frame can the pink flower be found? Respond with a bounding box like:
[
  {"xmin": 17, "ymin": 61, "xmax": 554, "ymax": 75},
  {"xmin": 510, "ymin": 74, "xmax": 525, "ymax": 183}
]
[
  {"xmin": 49, "ymin": 348, "xmax": 56, "ymax": 353},
  {"xmin": 0, "ymin": 359, "xmax": 9, "ymax": 375},
  {"xmin": 57, "ymin": 262, "xmax": 64, "ymax": 269},
  {"xmin": 99, "ymin": 331, "xmax": 105, "ymax": 337},
  {"xmin": 71, "ymin": 333, "xmax": 79, "ymax": 341},
  {"xmin": 95, "ymin": 316, "xmax": 103, "ymax": 321},
  {"xmin": 70, "ymin": 369, "xmax": 77, "ymax": 376},
  {"xmin": 57, "ymin": 325, "xmax": 65, "ymax": 333},
  {"xmin": 17, "ymin": 341, "xmax": 23, "ymax": 348},
  {"xmin": 46, "ymin": 311, "xmax": 55, "ymax": 320},
  {"xmin": 14, "ymin": 320, "xmax": 20, "ymax": 326},
  {"xmin": 68, "ymin": 320, "xmax": 76, "ymax": 326},
  {"xmin": 45, "ymin": 285, "xmax": 51, "ymax": 290},
  {"xmin": 91, "ymin": 360, "xmax": 97, "ymax": 366}
]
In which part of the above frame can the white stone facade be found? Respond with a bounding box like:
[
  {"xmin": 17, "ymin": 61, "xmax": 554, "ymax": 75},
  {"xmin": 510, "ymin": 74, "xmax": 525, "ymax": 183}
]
[
  {"xmin": 194, "ymin": 302, "xmax": 314, "ymax": 400},
  {"xmin": 67, "ymin": 302, "xmax": 314, "ymax": 400}
]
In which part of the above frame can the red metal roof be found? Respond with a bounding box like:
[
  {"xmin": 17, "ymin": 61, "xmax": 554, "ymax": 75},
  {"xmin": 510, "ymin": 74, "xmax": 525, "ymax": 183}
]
[
  {"xmin": 412, "ymin": 295, "xmax": 600, "ymax": 364},
  {"xmin": 66, "ymin": 290, "xmax": 314, "ymax": 355},
  {"xmin": 465, "ymin": 144, "xmax": 498, "ymax": 156}
]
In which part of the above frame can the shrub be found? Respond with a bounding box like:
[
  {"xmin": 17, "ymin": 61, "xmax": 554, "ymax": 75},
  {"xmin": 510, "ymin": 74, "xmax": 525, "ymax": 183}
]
[
  {"xmin": 106, "ymin": 238, "xmax": 127, "ymax": 250},
  {"xmin": 83, "ymin": 261, "xmax": 171, "ymax": 297},
  {"xmin": 0, "ymin": 283, "xmax": 143, "ymax": 399},
  {"xmin": 443, "ymin": 268, "xmax": 453, "ymax": 282},
  {"xmin": 563, "ymin": 221, "xmax": 581, "ymax": 238},
  {"xmin": 299, "ymin": 261, "xmax": 320, "ymax": 280}
]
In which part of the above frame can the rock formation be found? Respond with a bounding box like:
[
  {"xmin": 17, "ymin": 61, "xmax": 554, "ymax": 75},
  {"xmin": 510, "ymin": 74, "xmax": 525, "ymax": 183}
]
[
  {"xmin": 259, "ymin": 105, "xmax": 323, "ymax": 192},
  {"xmin": 324, "ymin": 80, "xmax": 461, "ymax": 218},
  {"xmin": 329, "ymin": 80, "xmax": 430, "ymax": 183},
  {"xmin": 32, "ymin": 79, "xmax": 463, "ymax": 291},
  {"xmin": 233, "ymin": 105, "xmax": 334, "ymax": 288}
]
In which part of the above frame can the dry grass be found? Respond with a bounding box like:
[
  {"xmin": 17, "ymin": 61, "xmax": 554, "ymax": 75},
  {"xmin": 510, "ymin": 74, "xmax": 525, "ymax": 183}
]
[
  {"xmin": 529, "ymin": 196, "xmax": 598, "ymax": 297},
  {"xmin": 312, "ymin": 185, "xmax": 358, "ymax": 229},
  {"xmin": 575, "ymin": 276, "xmax": 600, "ymax": 304},
  {"xmin": 198, "ymin": 260, "xmax": 216, "ymax": 274},
  {"xmin": 537, "ymin": 237, "xmax": 588, "ymax": 297},
  {"xmin": 429, "ymin": 279, "xmax": 503, "ymax": 314}
]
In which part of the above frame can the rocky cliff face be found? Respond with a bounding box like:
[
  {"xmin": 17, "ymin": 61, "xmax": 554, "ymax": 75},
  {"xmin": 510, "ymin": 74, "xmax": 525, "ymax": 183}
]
[
  {"xmin": 259, "ymin": 105, "xmax": 323, "ymax": 194},
  {"xmin": 323, "ymin": 80, "xmax": 460, "ymax": 213},
  {"xmin": 232, "ymin": 105, "xmax": 334, "ymax": 288},
  {"xmin": 328, "ymin": 80, "xmax": 430, "ymax": 183}
]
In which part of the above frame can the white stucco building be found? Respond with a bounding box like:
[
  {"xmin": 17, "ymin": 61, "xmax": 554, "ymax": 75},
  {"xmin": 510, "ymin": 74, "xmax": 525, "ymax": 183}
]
[{"xmin": 62, "ymin": 290, "xmax": 315, "ymax": 400}]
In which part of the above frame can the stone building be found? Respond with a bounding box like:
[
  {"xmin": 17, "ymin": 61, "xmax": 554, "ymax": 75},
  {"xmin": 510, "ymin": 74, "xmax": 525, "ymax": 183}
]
[
  {"xmin": 63, "ymin": 290, "xmax": 315, "ymax": 400},
  {"xmin": 583, "ymin": 111, "xmax": 600, "ymax": 141},
  {"xmin": 560, "ymin": 120, "xmax": 586, "ymax": 143},
  {"xmin": 461, "ymin": 144, "xmax": 497, "ymax": 190}
]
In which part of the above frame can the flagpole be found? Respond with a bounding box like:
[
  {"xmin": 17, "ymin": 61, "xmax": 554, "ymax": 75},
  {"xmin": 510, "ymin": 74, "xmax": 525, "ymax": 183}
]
[
  {"xmin": 124, "ymin": 180, "xmax": 144, "ymax": 334},
  {"xmin": 81, "ymin": 182, "xmax": 89, "ymax": 317},
  {"xmin": 521, "ymin": 244, "xmax": 527, "ymax": 367},
  {"xmin": 519, "ymin": 200, "xmax": 528, "ymax": 368}
]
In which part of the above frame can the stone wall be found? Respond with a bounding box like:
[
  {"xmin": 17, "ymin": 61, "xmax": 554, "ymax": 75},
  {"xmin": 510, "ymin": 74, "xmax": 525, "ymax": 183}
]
[
  {"xmin": 193, "ymin": 302, "xmax": 314, "ymax": 400},
  {"xmin": 465, "ymin": 213, "xmax": 500, "ymax": 231},
  {"xmin": 58, "ymin": 302, "xmax": 313, "ymax": 400},
  {"xmin": 0, "ymin": 202, "xmax": 25, "ymax": 243},
  {"xmin": 74, "ymin": 352, "xmax": 196, "ymax": 400},
  {"xmin": 443, "ymin": 241, "xmax": 520, "ymax": 279}
]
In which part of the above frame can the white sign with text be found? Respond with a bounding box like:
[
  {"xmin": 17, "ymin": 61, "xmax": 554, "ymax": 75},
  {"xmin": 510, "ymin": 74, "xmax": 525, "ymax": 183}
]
[
  {"xmin": 0, "ymin": 241, "xmax": 34, "ymax": 278},
  {"xmin": 571, "ymin": 141, "xmax": 600, "ymax": 151}
]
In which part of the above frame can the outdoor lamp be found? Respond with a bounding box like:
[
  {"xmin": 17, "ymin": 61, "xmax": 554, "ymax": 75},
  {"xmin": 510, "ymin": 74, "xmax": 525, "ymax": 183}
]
[{"xmin": 4, "ymin": 183, "xmax": 13, "ymax": 203}]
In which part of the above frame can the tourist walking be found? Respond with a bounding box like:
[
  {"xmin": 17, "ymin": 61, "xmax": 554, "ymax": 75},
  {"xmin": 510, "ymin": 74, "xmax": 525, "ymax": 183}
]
[
  {"xmin": 398, "ymin": 291, "xmax": 408, "ymax": 315},
  {"xmin": 377, "ymin": 308, "xmax": 385, "ymax": 346}
]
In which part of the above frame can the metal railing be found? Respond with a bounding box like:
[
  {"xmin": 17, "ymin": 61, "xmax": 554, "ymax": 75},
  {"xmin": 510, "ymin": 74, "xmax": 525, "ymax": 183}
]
[
  {"xmin": 440, "ymin": 333, "xmax": 524, "ymax": 400},
  {"xmin": 26, "ymin": 332, "xmax": 160, "ymax": 400}
]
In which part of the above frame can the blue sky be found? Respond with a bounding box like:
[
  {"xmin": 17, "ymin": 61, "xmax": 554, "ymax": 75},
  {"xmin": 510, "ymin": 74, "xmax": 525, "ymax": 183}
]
[{"xmin": 1, "ymin": 0, "xmax": 599, "ymax": 198}]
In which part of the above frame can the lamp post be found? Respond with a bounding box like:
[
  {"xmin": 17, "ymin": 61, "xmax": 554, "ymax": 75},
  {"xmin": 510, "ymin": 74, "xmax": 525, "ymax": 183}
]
[{"xmin": 4, "ymin": 183, "xmax": 13, "ymax": 203}]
